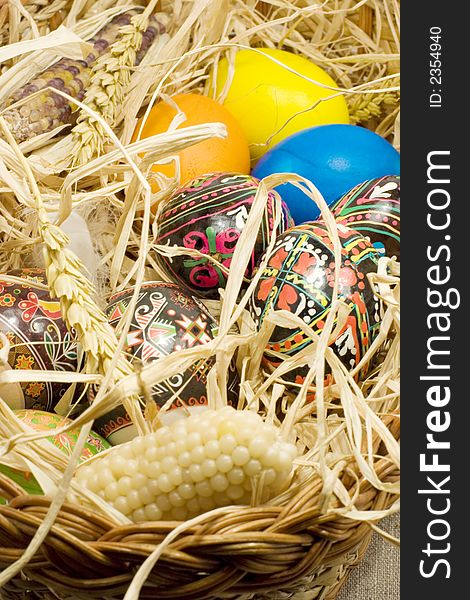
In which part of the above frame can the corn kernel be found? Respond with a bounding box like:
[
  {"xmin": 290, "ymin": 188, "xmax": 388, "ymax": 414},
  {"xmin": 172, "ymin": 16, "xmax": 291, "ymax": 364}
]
[
  {"xmin": 117, "ymin": 476, "xmax": 132, "ymax": 496},
  {"xmin": 227, "ymin": 467, "xmax": 245, "ymax": 485},
  {"xmin": 195, "ymin": 480, "xmax": 213, "ymax": 498},
  {"xmin": 210, "ymin": 473, "xmax": 229, "ymax": 492},
  {"xmin": 216, "ymin": 454, "xmax": 233, "ymax": 473},
  {"xmin": 186, "ymin": 497, "xmax": 200, "ymax": 514},
  {"xmin": 188, "ymin": 464, "xmax": 205, "ymax": 483},
  {"xmin": 131, "ymin": 473, "xmax": 148, "ymax": 489},
  {"xmin": 244, "ymin": 459, "xmax": 262, "ymax": 477},
  {"xmin": 169, "ymin": 490, "xmax": 185, "ymax": 507},
  {"xmin": 198, "ymin": 496, "xmax": 216, "ymax": 512},
  {"xmin": 161, "ymin": 456, "xmax": 178, "ymax": 473},
  {"xmin": 132, "ymin": 508, "xmax": 147, "ymax": 523},
  {"xmin": 127, "ymin": 490, "xmax": 142, "ymax": 510},
  {"xmin": 219, "ymin": 434, "xmax": 237, "ymax": 454},
  {"xmin": 144, "ymin": 503, "xmax": 163, "ymax": 521},
  {"xmin": 178, "ymin": 483, "xmax": 196, "ymax": 500},
  {"xmin": 138, "ymin": 486, "xmax": 154, "ymax": 506},
  {"xmin": 190, "ymin": 446, "xmax": 205, "ymax": 464},
  {"xmin": 232, "ymin": 446, "xmax": 250, "ymax": 466},
  {"xmin": 157, "ymin": 474, "xmax": 173, "ymax": 493},
  {"xmin": 155, "ymin": 495, "xmax": 172, "ymax": 513},
  {"xmin": 186, "ymin": 432, "xmax": 202, "ymax": 450},
  {"xmin": 114, "ymin": 496, "xmax": 130, "ymax": 515},
  {"xmin": 178, "ymin": 451, "xmax": 192, "ymax": 468},
  {"xmin": 201, "ymin": 459, "xmax": 218, "ymax": 478},
  {"xmin": 226, "ymin": 485, "xmax": 245, "ymax": 501},
  {"xmin": 204, "ymin": 440, "xmax": 221, "ymax": 459},
  {"xmin": 104, "ymin": 482, "xmax": 120, "ymax": 502}
]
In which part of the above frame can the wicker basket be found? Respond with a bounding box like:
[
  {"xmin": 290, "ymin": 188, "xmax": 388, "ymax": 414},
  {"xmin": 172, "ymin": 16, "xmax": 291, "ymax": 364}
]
[
  {"xmin": 0, "ymin": 1, "xmax": 400, "ymax": 598},
  {"xmin": 0, "ymin": 414, "xmax": 399, "ymax": 599}
]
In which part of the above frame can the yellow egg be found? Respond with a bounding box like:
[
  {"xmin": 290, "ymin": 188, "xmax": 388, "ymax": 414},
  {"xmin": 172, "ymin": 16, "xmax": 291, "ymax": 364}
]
[{"xmin": 213, "ymin": 48, "xmax": 350, "ymax": 161}]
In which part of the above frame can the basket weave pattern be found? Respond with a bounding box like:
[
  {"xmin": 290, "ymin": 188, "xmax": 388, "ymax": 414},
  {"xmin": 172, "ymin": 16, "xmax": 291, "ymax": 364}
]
[{"xmin": 0, "ymin": 417, "xmax": 398, "ymax": 599}]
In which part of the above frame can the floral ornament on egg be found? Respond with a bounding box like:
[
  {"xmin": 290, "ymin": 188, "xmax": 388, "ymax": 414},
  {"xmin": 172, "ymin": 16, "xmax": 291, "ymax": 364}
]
[
  {"xmin": 330, "ymin": 175, "xmax": 400, "ymax": 259},
  {"xmin": 249, "ymin": 221, "xmax": 383, "ymax": 385},
  {"xmin": 92, "ymin": 282, "xmax": 240, "ymax": 444},
  {"xmin": 0, "ymin": 269, "xmax": 80, "ymax": 411},
  {"xmin": 156, "ymin": 172, "xmax": 292, "ymax": 299}
]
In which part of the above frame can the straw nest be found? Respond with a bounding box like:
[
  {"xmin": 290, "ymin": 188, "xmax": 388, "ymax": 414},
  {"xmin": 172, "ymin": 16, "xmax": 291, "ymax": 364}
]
[{"xmin": 0, "ymin": 1, "xmax": 400, "ymax": 598}]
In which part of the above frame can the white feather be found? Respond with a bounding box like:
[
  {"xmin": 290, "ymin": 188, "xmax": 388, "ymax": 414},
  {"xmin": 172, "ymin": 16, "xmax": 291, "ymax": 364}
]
[{"xmin": 51, "ymin": 210, "xmax": 98, "ymax": 280}]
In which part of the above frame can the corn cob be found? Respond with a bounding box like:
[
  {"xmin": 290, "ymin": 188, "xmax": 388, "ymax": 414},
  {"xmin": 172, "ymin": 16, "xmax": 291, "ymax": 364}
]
[
  {"xmin": 75, "ymin": 407, "xmax": 297, "ymax": 523},
  {"xmin": 2, "ymin": 12, "xmax": 165, "ymax": 144}
]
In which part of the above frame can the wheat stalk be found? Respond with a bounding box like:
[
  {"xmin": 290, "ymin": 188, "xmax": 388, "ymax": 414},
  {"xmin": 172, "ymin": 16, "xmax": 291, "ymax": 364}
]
[
  {"xmin": 71, "ymin": 2, "xmax": 161, "ymax": 165},
  {"xmin": 0, "ymin": 115, "xmax": 147, "ymax": 436}
]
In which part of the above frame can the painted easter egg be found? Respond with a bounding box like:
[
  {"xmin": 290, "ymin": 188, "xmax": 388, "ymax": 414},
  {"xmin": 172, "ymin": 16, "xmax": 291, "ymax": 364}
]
[
  {"xmin": 0, "ymin": 269, "xmax": 79, "ymax": 412},
  {"xmin": 132, "ymin": 93, "xmax": 250, "ymax": 195},
  {"xmin": 0, "ymin": 409, "xmax": 110, "ymax": 502},
  {"xmin": 252, "ymin": 124, "xmax": 400, "ymax": 224},
  {"xmin": 156, "ymin": 172, "xmax": 292, "ymax": 299},
  {"xmin": 93, "ymin": 282, "xmax": 239, "ymax": 444},
  {"xmin": 330, "ymin": 175, "xmax": 400, "ymax": 259},
  {"xmin": 249, "ymin": 222, "xmax": 382, "ymax": 385},
  {"xmin": 0, "ymin": 463, "xmax": 43, "ymax": 502},
  {"xmin": 213, "ymin": 48, "xmax": 349, "ymax": 161},
  {"xmin": 15, "ymin": 409, "xmax": 110, "ymax": 459}
]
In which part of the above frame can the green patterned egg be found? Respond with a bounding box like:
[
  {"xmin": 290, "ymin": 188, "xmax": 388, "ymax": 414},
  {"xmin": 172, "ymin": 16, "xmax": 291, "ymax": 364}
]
[{"xmin": 0, "ymin": 410, "xmax": 110, "ymax": 502}]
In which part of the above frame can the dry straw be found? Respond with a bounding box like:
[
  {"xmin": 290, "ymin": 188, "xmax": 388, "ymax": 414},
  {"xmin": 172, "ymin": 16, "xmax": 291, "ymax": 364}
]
[{"xmin": 0, "ymin": 1, "xmax": 399, "ymax": 598}]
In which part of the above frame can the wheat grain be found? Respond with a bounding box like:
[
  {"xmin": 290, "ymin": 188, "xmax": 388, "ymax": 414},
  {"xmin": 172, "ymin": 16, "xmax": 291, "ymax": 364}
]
[{"xmin": 348, "ymin": 74, "xmax": 400, "ymax": 124}]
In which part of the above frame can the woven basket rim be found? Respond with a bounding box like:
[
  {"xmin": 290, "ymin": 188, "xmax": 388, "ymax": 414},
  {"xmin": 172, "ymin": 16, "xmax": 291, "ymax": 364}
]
[{"xmin": 0, "ymin": 414, "xmax": 399, "ymax": 599}]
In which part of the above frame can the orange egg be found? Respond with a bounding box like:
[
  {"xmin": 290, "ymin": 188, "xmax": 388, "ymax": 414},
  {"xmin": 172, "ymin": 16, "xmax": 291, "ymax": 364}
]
[{"xmin": 132, "ymin": 94, "xmax": 251, "ymax": 192}]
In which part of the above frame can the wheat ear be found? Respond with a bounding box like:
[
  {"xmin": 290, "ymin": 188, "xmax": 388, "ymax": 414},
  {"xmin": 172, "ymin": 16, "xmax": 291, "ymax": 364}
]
[
  {"xmin": 348, "ymin": 75, "xmax": 400, "ymax": 124},
  {"xmin": 71, "ymin": 1, "xmax": 163, "ymax": 165},
  {"xmin": 0, "ymin": 115, "xmax": 147, "ymax": 437}
]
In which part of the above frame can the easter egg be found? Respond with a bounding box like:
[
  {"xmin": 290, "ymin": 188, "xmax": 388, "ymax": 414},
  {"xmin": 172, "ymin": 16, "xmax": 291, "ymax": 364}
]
[
  {"xmin": 132, "ymin": 93, "xmax": 250, "ymax": 193},
  {"xmin": 252, "ymin": 124, "xmax": 401, "ymax": 224},
  {"xmin": 156, "ymin": 172, "xmax": 292, "ymax": 299},
  {"xmin": 0, "ymin": 269, "xmax": 79, "ymax": 412},
  {"xmin": 14, "ymin": 409, "xmax": 110, "ymax": 459},
  {"xmin": 249, "ymin": 222, "xmax": 382, "ymax": 385},
  {"xmin": 93, "ymin": 282, "xmax": 239, "ymax": 443},
  {"xmin": 0, "ymin": 409, "xmax": 110, "ymax": 502},
  {"xmin": 213, "ymin": 48, "xmax": 349, "ymax": 161},
  {"xmin": 330, "ymin": 175, "xmax": 400, "ymax": 259},
  {"xmin": 0, "ymin": 463, "xmax": 43, "ymax": 502}
]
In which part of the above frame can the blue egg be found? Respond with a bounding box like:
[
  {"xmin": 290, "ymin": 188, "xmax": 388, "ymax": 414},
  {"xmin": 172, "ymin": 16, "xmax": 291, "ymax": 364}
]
[{"xmin": 252, "ymin": 124, "xmax": 400, "ymax": 224}]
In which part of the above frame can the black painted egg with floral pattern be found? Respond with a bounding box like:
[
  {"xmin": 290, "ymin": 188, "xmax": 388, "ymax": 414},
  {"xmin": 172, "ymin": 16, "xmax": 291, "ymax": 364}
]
[
  {"xmin": 93, "ymin": 282, "xmax": 239, "ymax": 444},
  {"xmin": 156, "ymin": 172, "xmax": 292, "ymax": 299},
  {"xmin": 0, "ymin": 268, "xmax": 79, "ymax": 411},
  {"xmin": 249, "ymin": 222, "xmax": 382, "ymax": 384},
  {"xmin": 330, "ymin": 175, "xmax": 400, "ymax": 259}
]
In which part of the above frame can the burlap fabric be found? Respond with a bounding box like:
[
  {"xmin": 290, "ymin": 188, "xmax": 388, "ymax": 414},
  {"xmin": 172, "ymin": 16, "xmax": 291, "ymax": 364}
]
[{"xmin": 337, "ymin": 514, "xmax": 400, "ymax": 600}]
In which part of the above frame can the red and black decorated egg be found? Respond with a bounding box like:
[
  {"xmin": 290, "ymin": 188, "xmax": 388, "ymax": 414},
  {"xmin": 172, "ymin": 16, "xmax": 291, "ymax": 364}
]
[
  {"xmin": 0, "ymin": 268, "xmax": 79, "ymax": 411},
  {"xmin": 249, "ymin": 222, "xmax": 382, "ymax": 384},
  {"xmin": 156, "ymin": 172, "xmax": 292, "ymax": 299},
  {"xmin": 330, "ymin": 175, "xmax": 400, "ymax": 259},
  {"xmin": 94, "ymin": 282, "xmax": 239, "ymax": 443}
]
